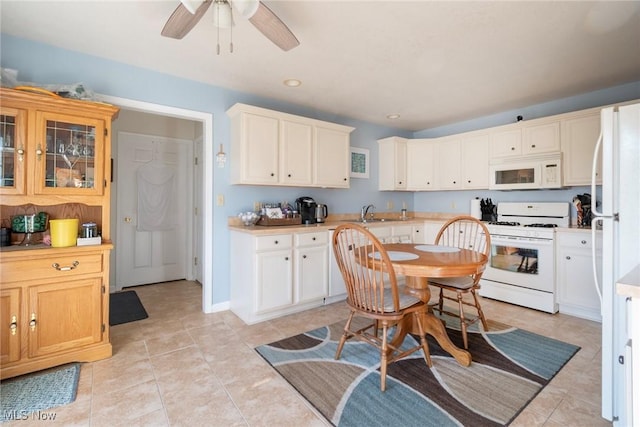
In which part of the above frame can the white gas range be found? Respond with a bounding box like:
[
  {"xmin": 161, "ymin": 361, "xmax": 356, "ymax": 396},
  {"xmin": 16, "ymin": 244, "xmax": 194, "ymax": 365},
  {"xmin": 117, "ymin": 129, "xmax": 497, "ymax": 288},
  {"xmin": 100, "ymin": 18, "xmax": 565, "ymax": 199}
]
[{"xmin": 479, "ymin": 202, "xmax": 570, "ymax": 313}]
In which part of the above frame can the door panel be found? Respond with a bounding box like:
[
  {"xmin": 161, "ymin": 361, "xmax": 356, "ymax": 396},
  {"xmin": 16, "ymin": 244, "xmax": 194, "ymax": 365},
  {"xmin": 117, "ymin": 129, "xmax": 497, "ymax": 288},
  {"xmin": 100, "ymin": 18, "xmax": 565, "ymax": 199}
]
[{"xmin": 116, "ymin": 132, "xmax": 190, "ymax": 289}]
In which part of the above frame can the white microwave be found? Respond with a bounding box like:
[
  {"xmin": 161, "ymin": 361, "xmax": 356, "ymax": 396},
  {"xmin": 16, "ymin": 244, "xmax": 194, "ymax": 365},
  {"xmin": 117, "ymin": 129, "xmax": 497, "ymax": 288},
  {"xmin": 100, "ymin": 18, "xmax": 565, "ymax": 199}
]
[{"xmin": 489, "ymin": 153, "xmax": 563, "ymax": 190}]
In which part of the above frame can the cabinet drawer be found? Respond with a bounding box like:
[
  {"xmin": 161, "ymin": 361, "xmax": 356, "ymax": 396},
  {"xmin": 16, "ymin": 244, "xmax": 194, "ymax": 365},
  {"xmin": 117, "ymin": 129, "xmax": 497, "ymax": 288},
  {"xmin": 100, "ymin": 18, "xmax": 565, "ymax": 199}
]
[
  {"xmin": 295, "ymin": 231, "xmax": 328, "ymax": 247},
  {"xmin": 256, "ymin": 234, "xmax": 292, "ymax": 251},
  {"xmin": 557, "ymin": 231, "xmax": 600, "ymax": 249},
  {"xmin": 1, "ymin": 253, "xmax": 104, "ymax": 283}
]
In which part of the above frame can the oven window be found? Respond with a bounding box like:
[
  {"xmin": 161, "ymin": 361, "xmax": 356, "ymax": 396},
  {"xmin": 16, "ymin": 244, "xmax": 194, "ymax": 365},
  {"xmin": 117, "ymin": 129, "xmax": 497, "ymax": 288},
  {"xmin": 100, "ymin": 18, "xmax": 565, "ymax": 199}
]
[
  {"xmin": 495, "ymin": 167, "xmax": 535, "ymax": 184},
  {"xmin": 491, "ymin": 244, "xmax": 538, "ymax": 274}
]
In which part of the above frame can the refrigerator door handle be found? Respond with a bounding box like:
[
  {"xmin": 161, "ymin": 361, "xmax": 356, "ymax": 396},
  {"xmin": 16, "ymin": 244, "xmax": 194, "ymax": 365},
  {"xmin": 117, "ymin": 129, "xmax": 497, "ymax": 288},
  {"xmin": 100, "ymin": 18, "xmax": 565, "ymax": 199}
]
[
  {"xmin": 591, "ymin": 218, "xmax": 604, "ymax": 309},
  {"xmin": 591, "ymin": 129, "xmax": 608, "ymax": 218}
]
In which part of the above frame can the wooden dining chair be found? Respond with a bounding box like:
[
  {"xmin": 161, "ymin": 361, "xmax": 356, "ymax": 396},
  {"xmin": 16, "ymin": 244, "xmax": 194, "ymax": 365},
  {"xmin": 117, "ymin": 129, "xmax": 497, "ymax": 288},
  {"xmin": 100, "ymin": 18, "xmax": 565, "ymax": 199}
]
[
  {"xmin": 430, "ymin": 215, "xmax": 491, "ymax": 349},
  {"xmin": 332, "ymin": 223, "xmax": 431, "ymax": 391}
]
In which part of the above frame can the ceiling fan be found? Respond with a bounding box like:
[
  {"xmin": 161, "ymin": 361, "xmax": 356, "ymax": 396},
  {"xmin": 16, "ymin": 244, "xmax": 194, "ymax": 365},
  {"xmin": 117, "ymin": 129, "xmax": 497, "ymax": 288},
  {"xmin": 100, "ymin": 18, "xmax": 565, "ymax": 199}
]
[{"xmin": 161, "ymin": 0, "xmax": 299, "ymax": 52}]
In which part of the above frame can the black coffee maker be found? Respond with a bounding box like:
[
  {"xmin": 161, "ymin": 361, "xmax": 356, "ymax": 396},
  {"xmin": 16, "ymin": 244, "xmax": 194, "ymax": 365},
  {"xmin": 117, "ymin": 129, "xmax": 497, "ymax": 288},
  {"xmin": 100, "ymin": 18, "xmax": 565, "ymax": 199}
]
[{"xmin": 296, "ymin": 196, "xmax": 317, "ymax": 224}]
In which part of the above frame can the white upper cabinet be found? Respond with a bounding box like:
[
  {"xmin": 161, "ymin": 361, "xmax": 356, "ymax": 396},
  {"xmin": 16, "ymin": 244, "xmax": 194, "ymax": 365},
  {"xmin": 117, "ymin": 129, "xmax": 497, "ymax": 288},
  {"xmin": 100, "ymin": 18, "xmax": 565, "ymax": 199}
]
[
  {"xmin": 490, "ymin": 119, "xmax": 560, "ymax": 159},
  {"xmin": 378, "ymin": 137, "xmax": 407, "ymax": 190},
  {"xmin": 406, "ymin": 139, "xmax": 436, "ymax": 190},
  {"xmin": 490, "ymin": 128, "xmax": 522, "ymax": 158},
  {"xmin": 461, "ymin": 133, "xmax": 489, "ymax": 189},
  {"xmin": 314, "ymin": 125, "xmax": 350, "ymax": 188},
  {"xmin": 436, "ymin": 137, "xmax": 462, "ymax": 190},
  {"xmin": 522, "ymin": 121, "xmax": 560, "ymax": 155},
  {"xmin": 227, "ymin": 103, "xmax": 353, "ymax": 188},
  {"xmin": 561, "ymin": 110, "xmax": 602, "ymax": 186},
  {"xmin": 230, "ymin": 111, "xmax": 280, "ymax": 185},
  {"xmin": 280, "ymin": 119, "xmax": 313, "ymax": 186}
]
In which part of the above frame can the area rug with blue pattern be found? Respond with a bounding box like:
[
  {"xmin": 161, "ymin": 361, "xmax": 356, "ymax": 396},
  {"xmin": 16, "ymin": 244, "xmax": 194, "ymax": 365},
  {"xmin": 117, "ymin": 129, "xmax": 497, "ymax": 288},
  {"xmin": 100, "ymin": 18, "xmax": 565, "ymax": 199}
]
[
  {"xmin": 256, "ymin": 316, "xmax": 580, "ymax": 427},
  {"xmin": 0, "ymin": 363, "xmax": 81, "ymax": 423}
]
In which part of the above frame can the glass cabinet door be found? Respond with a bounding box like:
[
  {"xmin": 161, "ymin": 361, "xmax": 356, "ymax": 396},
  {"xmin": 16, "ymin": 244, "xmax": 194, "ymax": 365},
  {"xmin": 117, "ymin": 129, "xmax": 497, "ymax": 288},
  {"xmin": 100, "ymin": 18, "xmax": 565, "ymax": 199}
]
[
  {"xmin": 0, "ymin": 107, "xmax": 26, "ymax": 195},
  {"xmin": 35, "ymin": 112, "xmax": 105, "ymax": 196}
]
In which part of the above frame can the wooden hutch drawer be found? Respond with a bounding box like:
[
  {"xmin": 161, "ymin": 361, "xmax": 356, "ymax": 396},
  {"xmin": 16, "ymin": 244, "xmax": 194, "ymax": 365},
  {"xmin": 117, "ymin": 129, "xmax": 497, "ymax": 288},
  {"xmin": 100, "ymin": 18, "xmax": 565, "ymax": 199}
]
[{"xmin": 1, "ymin": 252, "xmax": 104, "ymax": 283}]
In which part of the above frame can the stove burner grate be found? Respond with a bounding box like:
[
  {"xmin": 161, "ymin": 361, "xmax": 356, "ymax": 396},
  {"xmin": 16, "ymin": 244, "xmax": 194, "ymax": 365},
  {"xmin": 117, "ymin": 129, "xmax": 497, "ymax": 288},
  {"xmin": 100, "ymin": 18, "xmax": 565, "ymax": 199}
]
[
  {"xmin": 524, "ymin": 223, "xmax": 558, "ymax": 228},
  {"xmin": 488, "ymin": 221, "xmax": 521, "ymax": 226}
]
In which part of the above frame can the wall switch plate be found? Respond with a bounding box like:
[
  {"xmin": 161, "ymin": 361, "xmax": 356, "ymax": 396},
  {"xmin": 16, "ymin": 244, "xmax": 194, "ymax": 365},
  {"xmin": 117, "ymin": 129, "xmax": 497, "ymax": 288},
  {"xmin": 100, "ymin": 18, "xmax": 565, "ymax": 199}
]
[{"xmin": 216, "ymin": 194, "xmax": 224, "ymax": 206}]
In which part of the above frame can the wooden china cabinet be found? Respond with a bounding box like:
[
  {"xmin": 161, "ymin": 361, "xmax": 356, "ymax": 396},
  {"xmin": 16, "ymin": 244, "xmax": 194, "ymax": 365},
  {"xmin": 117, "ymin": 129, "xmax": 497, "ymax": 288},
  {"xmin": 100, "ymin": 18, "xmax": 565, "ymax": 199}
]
[{"xmin": 0, "ymin": 87, "xmax": 119, "ymax": 379}]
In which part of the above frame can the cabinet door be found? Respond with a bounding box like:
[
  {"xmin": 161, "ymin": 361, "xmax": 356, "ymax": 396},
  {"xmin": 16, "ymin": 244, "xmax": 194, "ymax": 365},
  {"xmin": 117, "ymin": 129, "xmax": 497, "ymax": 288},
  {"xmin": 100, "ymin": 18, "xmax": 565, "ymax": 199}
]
[
  {"xmin": 490, "ymin": 128, "xmax": 521, "ymax": 157},
  {"xmin": 378, "ymin": 137, "xmax": 407, "ymax": 190},
  {"xmin": 368, "ymin": 226, "xmax": 392, "ymax": 242},
  {"xmin": 34, "ymin": 112, "xmax": 107, "ymax": 196},
  {"xmin": 314, "ymin": 126, "xmax": 350, "ymax": 188},
  {"xmin": 240, "ymin": 113, "xmax": 279, "ymax": 184},
  {"xmin": 412, "ymin": 224, "xmax": 425, "ymax": 244},
  {"xmin": 295, "ymin": 245, "xmax": 328, "ymax": 303},
  {"xmin": 462, "ymin": 134, "xmax": 489, "ymax": 189},
  {"xmin": 437, "ymin": 138, "xmax": 462, "ymax": 190},
  {"xmin": 0, "ymin": 106, "xmax": 27, "ymax": 195},
  {"xmin": 0, "ymin": 287, "xmax": 21, "ymax": 364},
  {"xmin": 522, "ymin": 121, "xmax": 560, "ymax": 155},
  {"xmin": 556, "ymin": 233, "xmax": 602, "ymax": 321},
  {"xmin": 391, "ymin": 224, "xmax": 413, "ymax": 243},
  {"xmin": 561, "ymin": 113, "xmax": 602, "ymax": 186},
  {"xmin": 28, "ymin": 278, "xmax": 103, "ymax": 358},
  {"xmin": 281, "ymin": 120, "xmax": 313, "ymax": 186},
  {"xmin": 256, "ymin": 249, "xmax": 293, "ymax": 313},
  {"xmin": 407, "ymin": 139, "xmax": 436, "ymax": 190}
]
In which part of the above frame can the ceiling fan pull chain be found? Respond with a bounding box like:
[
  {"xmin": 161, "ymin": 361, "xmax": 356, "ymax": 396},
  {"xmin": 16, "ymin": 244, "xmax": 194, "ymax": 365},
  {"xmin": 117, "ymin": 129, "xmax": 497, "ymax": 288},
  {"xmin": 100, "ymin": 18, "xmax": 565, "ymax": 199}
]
[
  {"xmin": 230, "ymin": 18, "xmax": 234, "ymax": 53},
  {"xmin": 216, "ymin": 18, "xmax": 221, "ymax": 55}
]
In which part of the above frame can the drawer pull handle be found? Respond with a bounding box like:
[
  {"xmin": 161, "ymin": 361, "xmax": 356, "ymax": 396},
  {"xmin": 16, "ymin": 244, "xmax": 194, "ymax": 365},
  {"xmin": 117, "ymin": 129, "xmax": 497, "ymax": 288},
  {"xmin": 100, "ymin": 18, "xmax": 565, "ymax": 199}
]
[
  {"xmin": 10, "ymin": 315, "xmax": 18, "ymax": 336},
  {"xmin": 52, "ymin": 261, "xmax": 80, "ymax": 271},
  {"xmin": 30, "ymin": 313, "xmax": 37, "ymax": 331},
  {"xmin": 581, "ymin": 240, "xmax": 587, "ymax": 245}
]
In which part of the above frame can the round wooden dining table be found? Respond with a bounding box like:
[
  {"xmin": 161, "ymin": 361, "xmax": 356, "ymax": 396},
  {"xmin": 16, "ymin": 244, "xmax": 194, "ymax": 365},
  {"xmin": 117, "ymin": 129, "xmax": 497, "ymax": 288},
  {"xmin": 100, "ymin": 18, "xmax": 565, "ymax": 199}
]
[{"xmin": 380, "ymin": 243, "xmax": 488, "ymax": 366}]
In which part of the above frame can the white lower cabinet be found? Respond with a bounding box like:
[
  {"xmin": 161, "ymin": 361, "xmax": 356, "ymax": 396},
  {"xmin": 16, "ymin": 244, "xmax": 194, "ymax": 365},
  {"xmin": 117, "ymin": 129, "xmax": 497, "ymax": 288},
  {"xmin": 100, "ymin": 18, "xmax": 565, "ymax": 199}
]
[
  {"xmin": 556, "ymin": 230, "xmax": 602, "ymax": 322},
  {"xmin": 424, "ymin": 220, "xmax": 447, "ymax": 244},
  {"xmin": 294, "ymin": 232, "xmax": 329, "ymax": 304},
  {"xmin": 230, "ymin": 230, "xmax": 327, "ymax": 324}
]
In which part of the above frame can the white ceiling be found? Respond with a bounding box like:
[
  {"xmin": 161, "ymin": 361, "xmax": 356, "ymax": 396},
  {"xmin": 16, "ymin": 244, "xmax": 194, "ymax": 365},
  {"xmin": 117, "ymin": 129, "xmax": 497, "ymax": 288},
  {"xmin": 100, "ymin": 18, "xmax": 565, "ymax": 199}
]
[{"xmin": 1, "ymin": 1, "xmax": 639, "ymax": 131}]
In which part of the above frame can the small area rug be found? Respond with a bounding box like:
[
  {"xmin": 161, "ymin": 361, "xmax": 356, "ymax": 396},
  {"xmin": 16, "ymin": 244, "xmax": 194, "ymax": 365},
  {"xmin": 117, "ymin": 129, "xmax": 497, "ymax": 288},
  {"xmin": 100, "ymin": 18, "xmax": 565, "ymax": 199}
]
[
  {"xmin": 256, "ymin": 316, "xmax": 580, "ymax": 427},
  {"xmin": 109, "ymin": 290, "xmax": 148, "ymax": 326},
  {"xmin": 0, "ymin": 363, "xmax": 81, "ymax": 422}
]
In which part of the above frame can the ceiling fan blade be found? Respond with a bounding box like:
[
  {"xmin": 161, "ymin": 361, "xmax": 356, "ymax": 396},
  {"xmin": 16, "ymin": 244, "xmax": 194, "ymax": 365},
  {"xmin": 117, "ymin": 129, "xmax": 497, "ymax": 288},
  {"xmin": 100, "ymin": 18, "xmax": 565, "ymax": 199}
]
[
  {"xmin": 249, "ymin": 1, "xmax": 299, "ymax": 51},
  {"xmin": 161, "ymin": 0, "xmax": 212, "ymax": 39}
]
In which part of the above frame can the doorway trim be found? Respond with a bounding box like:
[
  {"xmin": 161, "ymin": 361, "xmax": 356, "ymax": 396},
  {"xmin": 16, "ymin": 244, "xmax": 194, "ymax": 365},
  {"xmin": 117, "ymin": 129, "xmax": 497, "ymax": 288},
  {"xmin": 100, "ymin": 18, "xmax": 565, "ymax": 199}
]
[{"xmin": 97, "ymin": 94, "xmax": 215, "ymax": 313}]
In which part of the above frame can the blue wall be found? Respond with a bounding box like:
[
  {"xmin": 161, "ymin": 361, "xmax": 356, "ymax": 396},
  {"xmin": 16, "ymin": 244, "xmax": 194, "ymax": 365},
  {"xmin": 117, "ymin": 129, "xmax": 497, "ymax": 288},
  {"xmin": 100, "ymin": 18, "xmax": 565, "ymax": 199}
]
[{"xmin": 2, "ymin": 34, "xmax": 638, "ymax": 306}]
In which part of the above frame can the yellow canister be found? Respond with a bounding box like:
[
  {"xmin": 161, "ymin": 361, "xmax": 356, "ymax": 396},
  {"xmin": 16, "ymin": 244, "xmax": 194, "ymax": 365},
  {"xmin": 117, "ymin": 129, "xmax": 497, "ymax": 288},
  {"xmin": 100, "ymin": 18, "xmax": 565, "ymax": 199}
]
[{"xmin": 49, "ymin": 219, "xmax": 79, "ymax": 247}]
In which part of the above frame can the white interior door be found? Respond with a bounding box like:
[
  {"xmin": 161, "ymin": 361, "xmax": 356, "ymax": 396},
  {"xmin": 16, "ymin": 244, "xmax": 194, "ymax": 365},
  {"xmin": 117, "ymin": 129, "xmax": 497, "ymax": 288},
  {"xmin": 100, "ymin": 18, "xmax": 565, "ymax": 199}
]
[{"xmin": 116, "ymin": 132, "xmax": 192, "ymax": 290}]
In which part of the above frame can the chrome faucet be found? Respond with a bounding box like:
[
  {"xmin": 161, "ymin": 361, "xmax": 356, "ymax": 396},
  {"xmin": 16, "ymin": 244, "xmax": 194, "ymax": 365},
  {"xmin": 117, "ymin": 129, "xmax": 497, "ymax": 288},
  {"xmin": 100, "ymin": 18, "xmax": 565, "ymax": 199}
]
[{"xmin": 361, "ymin": 204, "xmax": 375, "ymax": 221}]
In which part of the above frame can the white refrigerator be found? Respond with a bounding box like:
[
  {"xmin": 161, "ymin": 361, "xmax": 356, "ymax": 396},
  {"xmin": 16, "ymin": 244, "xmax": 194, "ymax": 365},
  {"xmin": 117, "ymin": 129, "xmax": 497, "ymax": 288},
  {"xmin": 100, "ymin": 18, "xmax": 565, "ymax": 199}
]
[{"xmin": 591, "ymin": 102, "xmax": 640, "ymax": 425}]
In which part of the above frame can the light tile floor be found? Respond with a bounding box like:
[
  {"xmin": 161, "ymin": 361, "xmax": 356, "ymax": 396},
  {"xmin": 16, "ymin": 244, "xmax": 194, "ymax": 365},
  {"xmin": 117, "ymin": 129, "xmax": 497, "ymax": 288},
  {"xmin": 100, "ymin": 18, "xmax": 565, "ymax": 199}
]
[{"xmin": 8, "ymin": 280, "xmax": 612, "ymax": 426}]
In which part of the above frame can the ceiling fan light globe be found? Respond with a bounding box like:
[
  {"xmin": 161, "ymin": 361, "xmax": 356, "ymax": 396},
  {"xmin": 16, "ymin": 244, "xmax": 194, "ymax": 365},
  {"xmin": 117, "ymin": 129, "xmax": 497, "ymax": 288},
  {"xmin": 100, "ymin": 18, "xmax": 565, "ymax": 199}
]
[
  {"xmin": 230, "ymin": 0, "xmax": 259, "ymax": 19},
  {"xmin": 180, "ymin": 0, "xmax": 204, "ymax": 14},
  {"xmin": 213, "ymin": 1, "xmax": 234, "ymax": 28}
]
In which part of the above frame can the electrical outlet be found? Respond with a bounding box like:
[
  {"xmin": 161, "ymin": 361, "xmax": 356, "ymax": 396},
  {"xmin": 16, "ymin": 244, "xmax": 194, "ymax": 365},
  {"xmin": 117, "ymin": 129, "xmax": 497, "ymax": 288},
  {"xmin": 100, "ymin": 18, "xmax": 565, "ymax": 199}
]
[
  {"xmin": 216, "ymin": 194, "xmax": 224, "ymax": 206},
  {"xmin": 387, "ymin": 200, "xmax": 394, "ymax": 210},
  {"xmin": 254, "ymin": 201, "xmax": 261, "ymax": 212},
  {"xmin": 451, "ymin": 201, "xmax": 456, "ymax": 209}
]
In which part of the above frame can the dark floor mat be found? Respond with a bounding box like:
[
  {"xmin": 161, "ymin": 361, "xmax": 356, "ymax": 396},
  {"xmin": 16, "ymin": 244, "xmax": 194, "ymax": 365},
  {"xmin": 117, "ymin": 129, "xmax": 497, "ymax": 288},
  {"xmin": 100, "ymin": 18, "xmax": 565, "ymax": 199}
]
[{"xmin": 109, "ymin": 290, "xmax": 149, "ymax": 326}]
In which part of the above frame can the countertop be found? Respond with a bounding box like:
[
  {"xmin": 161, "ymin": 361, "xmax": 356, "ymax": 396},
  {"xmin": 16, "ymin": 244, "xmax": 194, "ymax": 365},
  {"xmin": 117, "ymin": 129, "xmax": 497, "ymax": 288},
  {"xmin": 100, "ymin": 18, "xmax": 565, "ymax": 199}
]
[
  {"xmin": 228, "ymin": 213, "xmax": 598, "ymax": 235},
  {"xmin": 228, "ymin": 213, "xmax": 454, "ymax": 235},
  {"xmin": 616, "ymin": 264, "xmax": 640, "ymax": 298}
]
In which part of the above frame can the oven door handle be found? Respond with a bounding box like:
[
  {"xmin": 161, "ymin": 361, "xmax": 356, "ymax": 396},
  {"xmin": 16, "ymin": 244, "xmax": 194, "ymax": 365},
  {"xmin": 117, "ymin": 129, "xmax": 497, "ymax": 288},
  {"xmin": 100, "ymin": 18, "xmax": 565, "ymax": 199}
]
[{"xmin": 491, "ymin": 236, "xmax": 553, "ymax": 244}]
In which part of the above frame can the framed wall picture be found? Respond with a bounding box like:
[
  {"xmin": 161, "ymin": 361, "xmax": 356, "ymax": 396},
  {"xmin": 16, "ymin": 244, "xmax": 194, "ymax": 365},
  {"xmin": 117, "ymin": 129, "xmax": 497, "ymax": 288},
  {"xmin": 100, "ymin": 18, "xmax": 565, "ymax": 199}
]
[{"xmin": 350, "ymin": 147, "xmax": 369, "ymax": 178}]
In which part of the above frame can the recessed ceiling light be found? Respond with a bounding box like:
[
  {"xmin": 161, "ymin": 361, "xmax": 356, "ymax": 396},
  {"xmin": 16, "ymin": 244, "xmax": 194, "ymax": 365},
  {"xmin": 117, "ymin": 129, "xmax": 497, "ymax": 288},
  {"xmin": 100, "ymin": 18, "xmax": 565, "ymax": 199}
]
[
  {"xmin": 387, "ymin": 114, "xmax": 400, "ymax": 120},
  {"xmin": 283, "ymin": 79, "xmax": 301, "ymax": 87}
]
